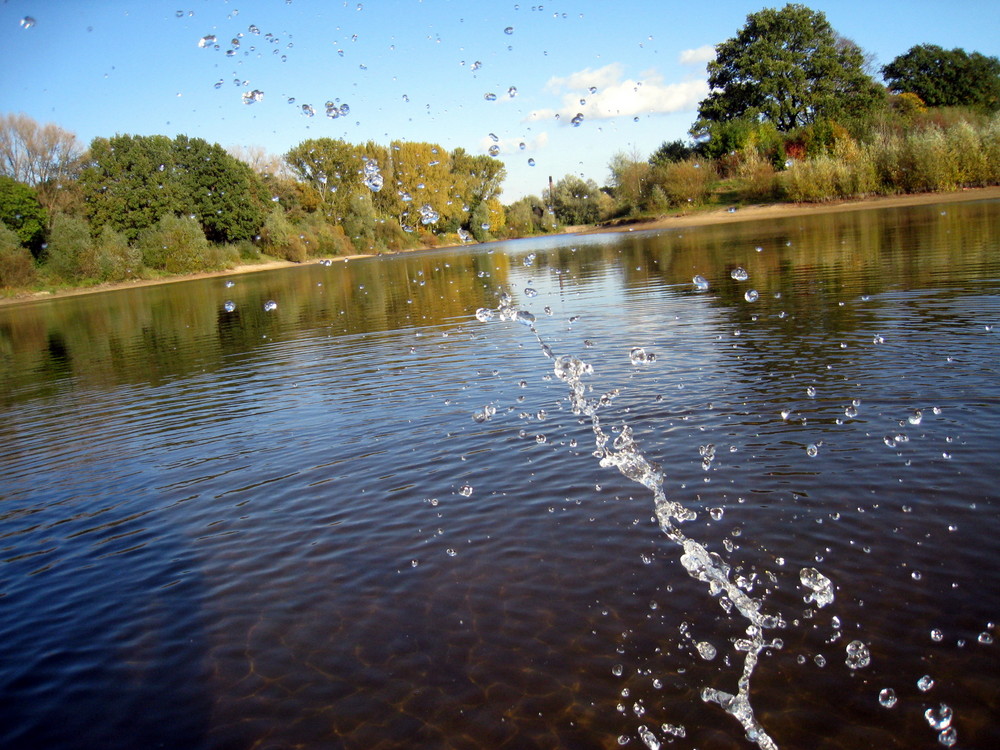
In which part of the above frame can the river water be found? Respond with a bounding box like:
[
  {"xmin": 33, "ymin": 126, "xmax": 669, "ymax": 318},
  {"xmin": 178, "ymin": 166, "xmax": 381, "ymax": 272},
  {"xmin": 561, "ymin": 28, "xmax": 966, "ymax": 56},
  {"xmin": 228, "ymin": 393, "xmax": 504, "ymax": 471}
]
[{"xmin": 1, "ymin": 199, "xmax": 998, "ymax": 749}]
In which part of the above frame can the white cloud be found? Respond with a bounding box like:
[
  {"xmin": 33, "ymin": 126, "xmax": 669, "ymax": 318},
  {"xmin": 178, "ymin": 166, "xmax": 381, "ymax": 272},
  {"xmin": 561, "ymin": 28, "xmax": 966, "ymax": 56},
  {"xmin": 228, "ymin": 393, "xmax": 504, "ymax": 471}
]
[
  {"xmin": 478, "ymin": 131, "xmax": 549, "ymax": 156},
  {"xmin": 526, "ymin": 63, "xmax": 707, "ymax": 123},
  {"xmin": 545, "ymin": 63, "xmax": 626, "ymax": 94},
  {"xmin": 679, "ymin": 45, "xmax": 716, "ymax": 65}
]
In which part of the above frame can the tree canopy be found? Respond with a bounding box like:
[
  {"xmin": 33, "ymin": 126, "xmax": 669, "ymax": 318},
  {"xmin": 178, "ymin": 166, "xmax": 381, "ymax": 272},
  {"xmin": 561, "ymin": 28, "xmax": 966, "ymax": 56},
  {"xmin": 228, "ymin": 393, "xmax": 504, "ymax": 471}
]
[
  {"xmin": 882, "ymin": 45, "xmax": 1000, "ymax": 112},
  {"xmin": 0, "ymin": 113, "xmax": 85, "ymax": 188},
  {"xmin": 695, "ymin": 3, "xmax": 883, "ymax": 132},
  {"xmin": 80, "ymin": 134, "xmax": 268, "ymax": 244}
]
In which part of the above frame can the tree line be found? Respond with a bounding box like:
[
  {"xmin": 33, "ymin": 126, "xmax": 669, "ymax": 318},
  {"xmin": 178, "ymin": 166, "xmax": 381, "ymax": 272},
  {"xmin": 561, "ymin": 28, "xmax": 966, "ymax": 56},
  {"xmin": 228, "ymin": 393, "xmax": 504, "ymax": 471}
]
[
  {"xmin": 3, "ymin": 2, "xmax": 999, "ymax": 292},
  {"xmin": 0, "ymin": 116, "xmax": 559, "ymax": 290},
  {"xmin": 594, "ymin": 4, "xmax": 1000, "ymax": 220}
]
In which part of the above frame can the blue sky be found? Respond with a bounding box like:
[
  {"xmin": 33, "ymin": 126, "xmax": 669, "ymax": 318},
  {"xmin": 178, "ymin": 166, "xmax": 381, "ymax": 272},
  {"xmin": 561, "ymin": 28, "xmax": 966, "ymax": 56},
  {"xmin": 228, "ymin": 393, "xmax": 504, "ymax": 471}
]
[{"xmin": 2, "ymin": 0, "xmax": 998, "ymax": 200}]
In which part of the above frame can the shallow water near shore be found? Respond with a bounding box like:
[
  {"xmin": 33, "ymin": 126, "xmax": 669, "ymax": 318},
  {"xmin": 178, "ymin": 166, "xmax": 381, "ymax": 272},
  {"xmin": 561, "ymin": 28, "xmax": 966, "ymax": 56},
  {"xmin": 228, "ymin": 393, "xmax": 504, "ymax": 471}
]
[{"xmin": 1, "ymin": 198, "xmax": 998, "ymax": 749}]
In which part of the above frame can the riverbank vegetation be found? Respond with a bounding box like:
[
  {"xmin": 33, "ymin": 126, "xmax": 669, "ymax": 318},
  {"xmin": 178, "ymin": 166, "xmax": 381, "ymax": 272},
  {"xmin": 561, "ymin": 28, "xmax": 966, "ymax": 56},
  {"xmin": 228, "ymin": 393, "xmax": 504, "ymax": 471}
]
[{"xmin": 2, "ymin": 3, "xmax": 998, "ymax": 295}]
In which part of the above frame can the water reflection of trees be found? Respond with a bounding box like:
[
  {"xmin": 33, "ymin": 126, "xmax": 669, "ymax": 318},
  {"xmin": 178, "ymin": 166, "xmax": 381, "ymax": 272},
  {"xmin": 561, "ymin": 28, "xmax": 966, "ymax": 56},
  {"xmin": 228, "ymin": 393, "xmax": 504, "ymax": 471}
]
[
  {"xmin": 0, "ymin": 249, "xmax": 511, "ymax": 405},
  {"xmin": 2, "ymin": 201, "xmax": 996, "ymax": 407},
  {"xmin": 607, "ymin": 201, "xmax": 1000, "ymax": 394}
]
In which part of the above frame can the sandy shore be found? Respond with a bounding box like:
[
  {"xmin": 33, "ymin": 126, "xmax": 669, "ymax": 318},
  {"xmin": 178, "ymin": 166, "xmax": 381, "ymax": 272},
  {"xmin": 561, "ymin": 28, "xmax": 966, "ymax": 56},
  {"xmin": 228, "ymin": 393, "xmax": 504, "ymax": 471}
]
[
  {"xmin": 584, "ymin": 185, "xmax": 1000, "ymax": 234},
  {"xmin": 3, "ymin": 186, "xmax": 998, "ymax": 309}
]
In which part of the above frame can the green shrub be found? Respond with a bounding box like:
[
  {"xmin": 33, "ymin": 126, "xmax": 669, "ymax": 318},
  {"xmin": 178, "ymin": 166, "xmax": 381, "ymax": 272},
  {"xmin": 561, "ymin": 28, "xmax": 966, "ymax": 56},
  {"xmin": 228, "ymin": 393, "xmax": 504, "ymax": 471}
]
[
  {"xmin": 261, "ymin": 208, "xmax": 307, "ymax": 262},
  {"xmin": 234, "ymin": 240, "xmax": 261, "ymax": 262},
  {"xmin": 80, "ymin": 225, "xmax": 142, "ymax": 282},
  {"xmin": 0, "ymin": 223, "xmax": 36, "ymax": 289},
  {"xmin": 308, "ymin": 218, "xmax": 354, "ymax": 256},
  {"xmin": 374, "ymin": 218, "xmax": 412, "ymax": 252},
  {"xmin": 202, "ymin": 242, "xmax": 240, "ymax": 271},
  {"xmin": 658, "ymin": 159, "xmax": 716, "ymax": 206},
  {"xmin": 780, "ymin": 157, "xmax": 840, "ymax": 201},
  {"xmin": 44, "ymin": 213, "xmax": 92, "ymax": 282},
  {"xmin": 946, "ymin": 120, "xmax": 988, "ymax": 186},
  {"xmin": 341, "ymin": 194, "xmax": 377, "ymax": 254},
  {"xmin": 905, "ymin": 126, "xmax": 956, "ymax": 192},
  {"xmin": 137, "ymin": 214, "xmax": 212, "ymax": 273},
  {"xmin": 983, "ymin": 114, "xmax": 1000, "ymax": 183},
  {"xmin": 736, "ymin": 152, "xmax": 780, "ymax": 202},
  {"xmin": 832, "ymin": 139, "xmax": 880, "ymax": 197}
]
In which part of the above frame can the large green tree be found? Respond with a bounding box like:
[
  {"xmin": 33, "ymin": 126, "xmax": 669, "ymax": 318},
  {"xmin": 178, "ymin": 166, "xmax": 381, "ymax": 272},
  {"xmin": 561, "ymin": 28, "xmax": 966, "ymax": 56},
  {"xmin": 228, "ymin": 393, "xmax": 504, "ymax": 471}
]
[
  {"xmin": 80, "ymin": 134, "xmax": 183, "ymax": 242},
  {"xmin": 284, "ymin": 138, "xmax": 363, "ymax": 220},
  {"xmin": 173, "ymin": 135, "xmax": 268, "ymax": 244},
  {"xmin": 882, "ymin": 45, "xmax": 1000, "ymax": 112},
  {"xmin": 80, "ymin": 134, "xmax": 267, "ymax": 244},
  {"xmin": 695, "ymin": 4, "xmax": 883, "ymax": 132}
]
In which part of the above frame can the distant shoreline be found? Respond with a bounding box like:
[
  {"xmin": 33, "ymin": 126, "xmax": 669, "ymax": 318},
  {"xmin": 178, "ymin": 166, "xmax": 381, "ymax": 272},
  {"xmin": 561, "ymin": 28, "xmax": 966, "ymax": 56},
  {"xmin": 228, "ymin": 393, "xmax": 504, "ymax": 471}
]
[{"xmin": 3, "ymin": 186, "xmax": 998, "ymax": 309}]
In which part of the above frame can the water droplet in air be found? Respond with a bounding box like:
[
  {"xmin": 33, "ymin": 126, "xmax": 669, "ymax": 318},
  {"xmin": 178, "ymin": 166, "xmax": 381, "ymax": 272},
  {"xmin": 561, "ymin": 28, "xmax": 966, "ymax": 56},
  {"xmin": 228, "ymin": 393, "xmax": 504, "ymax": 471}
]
[
  {"xmin": 692, "ymin": 274, "xmax": 709, "ymax": 291},
  {"xmin": 571, "ymin": 113, "xmax": 584, "ymax": 127},
  {"xmin": 524, "ymin": 287, "xmax": 538, "ymax": 297},
  {"xmin": 924, "ymin": 703, "xmax": 953, "ymax": 730},
  {"xmin": 696, "ymin": 641, "xmax": 717, "ymax": 660},
  {"xmin": 938, "ymin": 727, "xmax": 958, "ymax": 747},
  {"xmin": 484, "ymin": 92, "xmax": 497, "ymax": 101},
  {"xmin": 473, "ymin": 405, "xmax": 497, "ymax": 423},
  {"xmin": 917, "ymin": 674, "xmax": 935, "ymax": 692},
  {"xmin": 198, "ymin": 34, "xmax": 217, "ymax": 48},
  {"xmin": 744, "ymin": 289, "xmax": 759, "ymax": 302},
  {"xmin": 362, "ymin": 159, "xmax": 384, "ymax": 192},
  {"xmin": 242, "ymin": 89, "xmax": 264, "ymax": 104},
  {"xmin": 979, "ymin": 631, "xmax": 994, "ymax": 644},
  {"xmin": 806, "ymin": 444, "xmax": 819, "ymax": 457},
  {"xmin": 931, "ymin": 628, "xmax": 944, "ymax": 642},
  {"xmin": 263, "ymin": 300, "xmax": 277, "ymax": 312},
  {"xmin": 419, "ymin": 204, "xmax": 440, "ymax": 225},
  {"xmin": 878, "ymin": 688, "xmax": 897, "ymax": 708},
  {"xmin": 504, "ymin": 26, "xmax": 514, "ymax": 34},
  {"xmin": 638, "ymin": 726, "xmax": 660, "ymax": 749},
  {"xmin": 225, "ymin": 280, "xmax": 235, "ymax": 288},
  {"xmin": 845, "ymin": 640, "xmax": 871, "ymax": 669},
  {"xmin": 731, "ymin": 267, "xmax": 749, "ymax": 281},
  {"xmin": 508, "ymin": 86, "xmax": 518, "ymax": 97},
  {"xmin": 523, "ymin": 252, "xmax": 536, "ymax": 266},
  {"xmin": 527, "ymin": 158, "xmax": 536, "ymax": 166},
  {"xmin": 223, "ymin": 301, "xmax": 236, "ymax": 313},
  {"xmin": 806, "ymin": 386, "xmax": 817, "ymax": 398},
  {"xmin": 458, "ymin": 484, "xmax": 473, "ymax": 497},
  {"xmin": 629, "ymin": 347, "xmax": 656, "ymax": 366},
  {"xmin": 800, "ymin": 567, "xmax": 834, "ymax": 607},
  {"xmin": 908, "ymin": 409, "xmax": 923, "ymax": 425},
  {"xmin": 488, "ymin": 145, "xmax": 500, "ymax": 156},
  {"xmin": 301, "ymin": 104, "xmax": 315, "ymax": 117}
]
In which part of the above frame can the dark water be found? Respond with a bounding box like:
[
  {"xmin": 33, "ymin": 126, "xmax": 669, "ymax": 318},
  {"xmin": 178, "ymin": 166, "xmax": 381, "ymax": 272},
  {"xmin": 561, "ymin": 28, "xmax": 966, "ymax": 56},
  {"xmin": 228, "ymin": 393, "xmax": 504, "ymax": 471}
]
[{"xmin": 1, "ymin": 199, "xmax": 998, "ymax": 750}]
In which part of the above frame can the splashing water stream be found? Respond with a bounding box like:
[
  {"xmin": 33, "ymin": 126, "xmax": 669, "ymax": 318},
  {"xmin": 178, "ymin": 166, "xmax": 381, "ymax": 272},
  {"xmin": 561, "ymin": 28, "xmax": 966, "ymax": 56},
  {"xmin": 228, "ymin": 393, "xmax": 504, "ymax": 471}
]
[{"xmin": 482, "ymin": 291, "xmax": 789, "ymax": 749}]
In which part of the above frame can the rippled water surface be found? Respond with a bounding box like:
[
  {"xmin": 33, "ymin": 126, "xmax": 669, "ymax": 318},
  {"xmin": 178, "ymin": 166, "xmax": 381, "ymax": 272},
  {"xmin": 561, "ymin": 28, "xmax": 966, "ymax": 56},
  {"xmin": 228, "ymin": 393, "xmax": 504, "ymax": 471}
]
[{"xmin": 2, "ymin": 200, "xmax": 999, "ymax": 750}]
